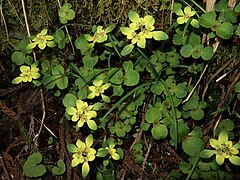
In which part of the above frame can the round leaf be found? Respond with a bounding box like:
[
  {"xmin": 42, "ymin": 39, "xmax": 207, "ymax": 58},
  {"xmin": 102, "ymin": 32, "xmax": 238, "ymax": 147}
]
[
  {"xmin": 180, "ymin": 44, "xmax": 193, "ymax": 57},
  {"xmin": 11, "ymin": 51, "xmax": 26, "ymax": 65},
  {"xmin": 216, "ymin": 22, "xmax": 233, "ymax": 39},
  {"xmin": 145, "ymin": 107, "xmax": 162, "ymax": 123},
  {"xmin": 63, "ymin": 93, "xmax": 77, "ymax": 107},
  {"xmin": 124, "ymin": 70, "xmax": 139, "ymax": 86},
  {"xmin": 182, "ymin": 136, "xmax": 203, "ymax": 156},
  {"xmin": 151, "ymin": 124, "xmax": 168, "ymax": 140},
  {"xmin": 190, "ymin": 108, "xmax": 204, "ymax": 120}
]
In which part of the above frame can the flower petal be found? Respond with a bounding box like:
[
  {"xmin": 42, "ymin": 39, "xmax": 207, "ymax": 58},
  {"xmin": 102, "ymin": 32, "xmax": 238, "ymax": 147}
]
[
  {"xmin": 87, "ymin": 120, "xmax": 97, "ymax": 130},
  {"xmin": 112, "ymin": 153, "xmax": 120, "ymax": 160},
  {"xmin": 210, "ymin": 138, "xmax": 221, "ymax": 149},
  {"xmin": 71, "ymin": 159, "xmax": 80, "ymax": 167},
  {"xmin": 82, "ymin": 162, "xmax": 90, "ymax": 177},
  {"xmin": 85, "ymin": 134, "xmax": 93, "ymax": 147},
  {"xmin": 76, "ymin": 139, "xmax": 86, "ymax": 149},
  {"xmin": 12, "ymin": 77, "xmax": 23, "ymax": 84},
  {"xmin": 216, "ymin": 154, "xmax": 225, "ymax": 165},
  {"xmin": 229, "ymin": 155, "xmax": 240, "ymax": 166},
  {"xmin": 218, "ymin": 131, "xmax": 228, "ymax": 144},
  {"xmin": 77, "ymin": 120, "xmax": 84, "ymax": 127},
  {"xmin": 66, "ymin": 107, "xmax": 77, "ymax": 115}
]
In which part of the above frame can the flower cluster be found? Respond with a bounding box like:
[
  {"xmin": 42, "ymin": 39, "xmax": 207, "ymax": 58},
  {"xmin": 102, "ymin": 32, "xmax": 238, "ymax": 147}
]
[
  {"xmin": 12, "ymin": 62, "xmax": 40, "ymax": 84},
  {"xmin": 87, "ymin": 80, "xmax": 111, "ymax": 102},
  {"xmin": 27, "ymin": 29, "xmax": 55, "ymax": 50},
  {"xmin": 209, "ymin": 131, "xmax": 240, "ymax": 165},
  {"xmin": 67, "ymin": 135, "xmax": 96, "ymax": 177},
  {"xmin": 174, "ymin": 5, "xmax": 199, "ymax": 28},
  {"xmin": 97, "ymin": 139, "xmax": 120, "ymax": 160},
  {"xmin": 120, "ymin": 11, "xmax": 168, "ymax": 48},
  {"xmin": 84, "ymin": 26, "xmax": 108, "ymax": 43},
  {"xmin": 201, "ymin": 131, "xmax": 240, "ymax": 166},
  {"xmin": 66, "ymin": 99, "xmax": 97, "ymax": 130}
]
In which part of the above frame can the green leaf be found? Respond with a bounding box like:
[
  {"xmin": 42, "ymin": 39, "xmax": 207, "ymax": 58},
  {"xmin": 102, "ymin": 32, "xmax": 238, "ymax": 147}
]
[
  {"xmin": 180, "ymin": 44, "xmax": 193, "ymax": 57},
  {"xmin": 112, "ymin": 85, "xmax": 124, "ymax": 96},
  {"xmin": 87, "ymin": 120, "xmax": 97, "ymax": 130},
  {"xmin": 151, "ymin": 124, "xmax": 168, "ymax": 140},
  {"xmin": 218, "ymin": 119, "xmax": 234, "ymax": 132},
  {"xmin": 52, "ymin": 64, "xmax": 64, "ymax": 75},
  {"xmin": 236, "ymin": 25, "xmax": 240, "ymax": 37},
  {"xmin": 11, "ymin": 51, "xmax": 26, "ymax": 65},
  {"xmin": 123, "ymin": 61, "xmax": 133, "ymax": 71},
  {"xmin": 235, "ymin": 3, "xmax": 240, "ymax": 12},
  {"xmin": 201, "ymin": 46, "xmax": 213, "ymax": 60},
  {"xmin": 182, "ymin": 136, "xmax": 203, "ymax": 156},
  {"xmin": 56, "ymin": 76, "xmax": 68, "ymax": 89},
  {"xmin": 146, "ymin": 107, "xmax": 162, "ymax": 123},
  {"xmin": 83, "ymin": 54, "xmax": 98, "ymax": 68},
  {"xmin": 101, "ymin": 94, "xmax": 111, "ymax": 103},
  {"xmin": 235, "ymin": 81, "xmax": 240, "ymax": 92},
  {"xmin": 175, "ymin": 82, "xmax": 188, "ymax": 98},
  {"xmin": 199, "ymin": 11, "xmax": 217, "ymax": 28},
  {"xmin": 52, "ymin": 160, "xmax": 66, "ymax": 176},
  {"xmin": 23, "ymin": 152, "xmax": 46, "ymax": 178},
  {"xmin": 170, "ymin": 119, "xmax": 189, "ymax": 143},
  {"xmin": 152, "ymin": 31, "xmax": 168, "ymax": 41},
  {"xmin": 215, "ymin": 0, "xmax": 228, "ymax": 12},
  {"xmin": 151, "ymin": 81, "xmax": 165, "ymax": 95},
  {"xmin": 190, "ymin": 108, "xmax": 204, "ymax": 120},
  {"xmin": 75, "ymin": 35, "xmax": 93, "ymax": 55},
  {"xmin": 67, "ymin": 144, "xmax": 77, "ymax": 153},
  {"xmin": 199, "ymin": 149, "xmax": 215, "ymax": 158},
  {"xmin": 110, "ymin": 70, "xmax": 123, "ymax": 84},
  {"xmin": 105, "ymin": 24, "xmax": 116, "ymax": 33},
  {"xmin": 229, "ymin": 156, "xmax": 240, "ymax": 166},
  {"xmin": 141, "ymin": 122, "xmax": 150, "ymax": 131},
  {"xmin": 121, "ymin": 44, "xmax": 134, "ymax": 56},
  {"xmin": 96, "ymin": 148, "xmax": 108, "ymax": 157},
  {"xmin": 124, "ymin": 70, "xmax": 139, "ymax": 86},
  {"xmin": 179, "ymin": 162, "xmax": 191, "ymax": 174},
  {"xmin": 82, "ymin": 162, "xmax": 90, "ymax": 177},
  {"xmin": 216, "ymin": 22, "xmax": 233, "ymax": 39},
  {"xmin": 63, "ymin": 94, "xmax": 77, "ymax": 107},
  {"xmin": 42, "ymin": 75, "xmax": 57, "ymax": 89},
  {"xmin": 189, "ymin": 126, "xmax": 203, "ymax": 138},
  {"xmin": 190, "ymin": 19, "xmax": 199, "ymax": 28},
  {"xmin": 128, "ymin": 11, "xmax": 139, "ymax": 23}
]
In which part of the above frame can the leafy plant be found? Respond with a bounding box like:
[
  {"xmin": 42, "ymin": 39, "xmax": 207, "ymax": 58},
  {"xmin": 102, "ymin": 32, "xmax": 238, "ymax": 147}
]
[
  {"xmin": 23, "ymin": 152, "xmax": 46, "ymax": 178},
  {"xmin": 58, "ymin": 3, "xmax": 76, "ymax": 24},
  {"xmin": 200, "ymin": 131, "xmax": 240, "ymax": 166},
  {"xmin": 27, "ymin": 29, "xmax": 55, "ymax": 50},
  {"xmin": 67, "ymin": 134, "xmax": 96, "ymax": 177}
]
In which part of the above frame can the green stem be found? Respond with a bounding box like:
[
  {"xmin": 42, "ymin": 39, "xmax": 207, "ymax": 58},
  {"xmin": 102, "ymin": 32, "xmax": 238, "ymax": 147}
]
[
  {"xmin": 101, "ymin": 83, "xmax": 150, "ymax": 120},
  {"xmin": 189, "ymin": 0, "xmax": 206, "ymax": 13},
  {"xmin": 137, "ymin": 48, "xmax": 178, "ymax": 151}
]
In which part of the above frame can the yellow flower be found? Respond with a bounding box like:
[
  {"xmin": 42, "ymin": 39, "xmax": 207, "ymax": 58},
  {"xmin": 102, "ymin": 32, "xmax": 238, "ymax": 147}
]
[
  {"xmin": 176, "ymin": 6, "xmax": 195, "ymax": 24},
  {"xmin": 88, "ymin": 80, "xmax": 111, "ymax": 99},
  {"xmin": 105, "ymin": 142, "xmax": 120, "ymax": 160},
  {"xmin": 68, "ymin": 135, "xmax": 96, "ymax": 177},
  {"xmin": 27, "ymin": 29, "xmax": 55, "ymax": 50},
  {"xmin": 84, "ymin": 26, "xmax": 108, "ymax": 43},
  {"xmin": 210, "ymin": 131, "xmax": 240, "ymax": 165},
  {"xmin": 66, "ymin": 100, "xmax": 97, "ymax": 130},
  {"xmin": 12, "ymin": 63, "xmax": 40, "ymax": 84}
]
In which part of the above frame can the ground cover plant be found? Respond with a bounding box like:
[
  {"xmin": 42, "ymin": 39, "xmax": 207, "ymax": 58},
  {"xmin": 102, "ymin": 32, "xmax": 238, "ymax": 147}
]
[{"xmin": 0, "ymin": 0, "xmax": 240, "ymax": 179}]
